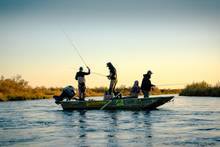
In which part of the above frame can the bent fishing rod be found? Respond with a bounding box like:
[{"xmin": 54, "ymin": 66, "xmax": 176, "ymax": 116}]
[
  {"xmin": 61, "ymin": 29, "xmax": 88, "ymax": 67},
  {"xmin": 61, "ymin": 29, "xmax": 106, "ymax": 77}
]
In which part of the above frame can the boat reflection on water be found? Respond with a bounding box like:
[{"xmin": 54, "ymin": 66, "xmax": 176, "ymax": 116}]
[
  {"xmin": 78, "ymin": 110, "xmax": 87, "ymax": 146},
  {"xmin": 133, "ymin": 111, "xmax": 153, "ymax": 145},
  {"xmin": 65, "ymin": 110, "xmax": 154, "ymax": 146},
  {"xmin": 105, "ymin": 111, "xmax": 119, "ymax": 146}
]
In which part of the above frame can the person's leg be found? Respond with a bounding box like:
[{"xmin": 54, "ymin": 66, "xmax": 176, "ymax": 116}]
[
  {"xmin": 78, "ymin": 84, "xmax": 82, "ymax": 100},
  {"xmin": 80, "ymin": 83, "xmax": 86, "ymax": 101},
  {"xmin": 142, "ymin": 90, "xmax": 149, "ymax": 98},
  {"xmin": 82, "ymin": 88, "xmax": 85, "ymax": 101},
  {"xmin": 145, "ymin": 91, "xmax": 149, "ymax": 98},
  {"xmin": 83, "ymin": 83, "xmax": 86, "ymax": 100},
  {"xmin": 109, "ymin": 80, "xmax": 114, "ymax": 94},
  {"xmin": 112, "ymin": 79, "xmax": 117, "ymax": 95}
]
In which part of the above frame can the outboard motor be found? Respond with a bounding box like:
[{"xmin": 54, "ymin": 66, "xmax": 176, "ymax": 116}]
[{"xmin": 53, "ymin": 85, "xmax": 75, "ymax": 104}]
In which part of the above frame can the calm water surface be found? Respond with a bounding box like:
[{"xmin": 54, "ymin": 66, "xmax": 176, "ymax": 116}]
[{"xmin": 0, "ymin": 96, "xmax": 220, "ymax": 147}]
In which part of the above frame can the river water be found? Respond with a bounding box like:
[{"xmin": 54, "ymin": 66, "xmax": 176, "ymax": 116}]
[{"xmin": 0, "ymin": 96, "xmax": 220, "ymax": 147}]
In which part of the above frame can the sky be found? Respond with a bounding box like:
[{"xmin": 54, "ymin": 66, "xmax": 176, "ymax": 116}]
[{"xmin": 0, "ymin": 0, "xmax": 220, "ymax": 88}]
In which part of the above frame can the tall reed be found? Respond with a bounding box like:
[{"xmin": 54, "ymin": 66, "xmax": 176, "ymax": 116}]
[{"xmin": 180, "ymin": 81, "xmax": 220, "ymax": 97}]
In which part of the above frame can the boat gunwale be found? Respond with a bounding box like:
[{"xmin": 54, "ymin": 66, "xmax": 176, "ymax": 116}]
[
  {"xmin": 59, "ymin": 96, "xmax": 174, "ymax": 104},
  {"xmin": 58, "ymin": 96, "xmax": 174, "ymax": 110}
]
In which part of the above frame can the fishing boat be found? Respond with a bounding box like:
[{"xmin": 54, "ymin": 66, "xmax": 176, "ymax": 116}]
[{"xmin": 56, "ymin": 96, "xmax": 174, "ymax": 110}]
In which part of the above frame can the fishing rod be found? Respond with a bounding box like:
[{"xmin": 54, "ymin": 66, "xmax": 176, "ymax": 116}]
[
  {"xmin": 61, "ymin": 29, "xmax": 88, "ymax": 67},
  {"xmin": 156, "ymin": 83, "xmax": 187, "ymax": 87},
  {"xmin": 61, "ymin": 28, "xmax": 108, "ymax": 78},
  {"xmin": 61, "ymin": 29, "xmax": 106, "ymax": 77},
  {"xmin": 92, "ymin": 72, "xmax": 107, "ymax": 77}
]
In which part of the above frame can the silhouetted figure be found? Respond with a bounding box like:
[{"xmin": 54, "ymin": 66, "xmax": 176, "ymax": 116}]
[
  {"xmin": 106, "ymin": 62, "xmax": 117, "ymax": 96},
  {"xmin": 130, "ymin": 80, "xmax": 140, "ymax": 98},
  {"xmin": 141, "ymin": 70, "xmax": 155, "ymax": 98},
  {"xmin": 75, "ymin": 66, "xmax": 90, "ymax": 101}
]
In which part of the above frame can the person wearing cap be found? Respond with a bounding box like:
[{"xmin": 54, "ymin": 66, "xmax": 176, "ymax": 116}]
[
  {"xmin": 75, "ymin": 66, "xmax": 90, "ymax": 101},
  {"xmin": 106, "ymin": 62, "xmax": 117, "ymax": 96},
  {"xmin": 141, "ymin": 70, "xmax": 155, "ymax": 98}
]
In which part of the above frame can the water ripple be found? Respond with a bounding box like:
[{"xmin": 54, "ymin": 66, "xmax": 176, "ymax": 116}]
[{"xmin": 0, "ymin": 96, "xmax": 220, "ymax": 147}]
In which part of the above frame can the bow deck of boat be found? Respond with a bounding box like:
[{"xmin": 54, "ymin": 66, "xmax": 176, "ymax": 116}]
[{"xmin": 58, "ymin": 96, "xmax": 174, "ymax": 110}]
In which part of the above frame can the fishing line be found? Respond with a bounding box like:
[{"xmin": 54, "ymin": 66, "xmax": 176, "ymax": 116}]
[
  {"xmin": 59, "ymin": 25, "xmax": 114, "ymax": 79},
  {"xmin": 156, "ymin": 83, "xmax": 187, "ymax": 87},
  {"xmin": 60, "ymin": 28, "xmax": 107, "ymax": 77},
  {"xmin": 69, "ymin": 67, "xmax": 106, "ymax": 77},
  {"xmin": 61, "ymin": 28, "xmax": 88, "ymax": 67},
  {"xmin": 91, "ymin": 72, "xmax": 106, "ymax": 77}
]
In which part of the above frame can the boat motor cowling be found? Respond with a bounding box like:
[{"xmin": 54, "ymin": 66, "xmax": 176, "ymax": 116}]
[{"xmin": 54, "ymin": 86, "xmax": 75, "ymax": 104}]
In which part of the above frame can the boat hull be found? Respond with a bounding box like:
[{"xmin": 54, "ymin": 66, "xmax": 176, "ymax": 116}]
[{"xmin": 58, "ymin": 96, "xmax": 174, "ymax": 110}]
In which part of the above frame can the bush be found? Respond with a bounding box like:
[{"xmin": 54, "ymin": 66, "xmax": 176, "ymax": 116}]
[
  {"xmin": 0, "ymin": 75, "xmax": 62, "ymax": 101},
  {"xmin": 180, "ymin": 81, "xmax": 220, "ymax": 97}
]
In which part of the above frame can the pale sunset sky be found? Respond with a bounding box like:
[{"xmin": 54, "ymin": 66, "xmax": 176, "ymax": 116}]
[{"xmin": 0, "ymin": 0, "xmax": 220, "ymax": 88}]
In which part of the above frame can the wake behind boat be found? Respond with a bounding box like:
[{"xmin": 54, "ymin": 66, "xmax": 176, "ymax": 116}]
[{"xmin": 56, "ymin": 96, "xmax": 174, "ymax": 110}]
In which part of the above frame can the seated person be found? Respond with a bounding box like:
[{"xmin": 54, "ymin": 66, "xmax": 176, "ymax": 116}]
[{"xmin": 130, "ymin": 80, "xmax": 140, "ymax": 98}]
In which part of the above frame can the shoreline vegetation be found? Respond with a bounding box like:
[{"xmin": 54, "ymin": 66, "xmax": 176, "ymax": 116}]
[
  {"xmin": 1, "ymin": 75, "xmax": 219, "ymax": 101},
  {"xmin": 180, "ymin": 81, "xmax": 220, "ymax": 97},
  {"xmin": 0, "ymin": 75, "xmax": 181, "ymax": 101}
]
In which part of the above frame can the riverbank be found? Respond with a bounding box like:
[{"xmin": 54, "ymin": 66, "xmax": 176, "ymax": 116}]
[
  {"xmin": 180, "ymin": 81, "xmax": 220, "ymax": 97},
  {"xmin": 0, "ymin": 75, "xmax": 181, "ymax": 101}
]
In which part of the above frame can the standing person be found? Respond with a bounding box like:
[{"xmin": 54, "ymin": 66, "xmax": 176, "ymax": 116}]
[
  {"xmin": 106, "ymin": 62, "xmax": 117, "ymax": 96},
  {"xmin": 141, "ymin": 70, "xmax": 155, "ymax": 98},
  {"xmin": 75, "ymin": 66, "xmax": 90, "ymax": 101}
]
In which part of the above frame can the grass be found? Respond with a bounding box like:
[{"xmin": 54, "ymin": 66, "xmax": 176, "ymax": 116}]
[{"xmin": 179, "ymin": 81, "xmax": 220, "ymax": 97}]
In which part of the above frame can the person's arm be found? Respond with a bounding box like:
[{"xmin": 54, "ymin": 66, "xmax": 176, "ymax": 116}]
[
  {"xmin": 110, "ymin": 68, "xmax": 116, "ymax": 79},
  {"xmin": 148, "ymin": 80, "xmax": 154, "ymax": 87},
  {"xmin": 84, "ymin": 66, "xmax": 90, "ymax": 75},
  {"xmin": 107, "ymin": 75, "xmax": 111, "ymax": 79},
  {"xmin": 75, "ymin": 73, "xmax": 78, "ymax": 80},
  {"xmin": 87, "ymin": 66, "xmax": 91, "ymax": 75},
  {"xmin": 151, "ymin": 82, "xmax": 155, "ymax": 87},
  {"xmin": 107, "ymin": 70, "xmax": 113, "ymax": 79}
]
